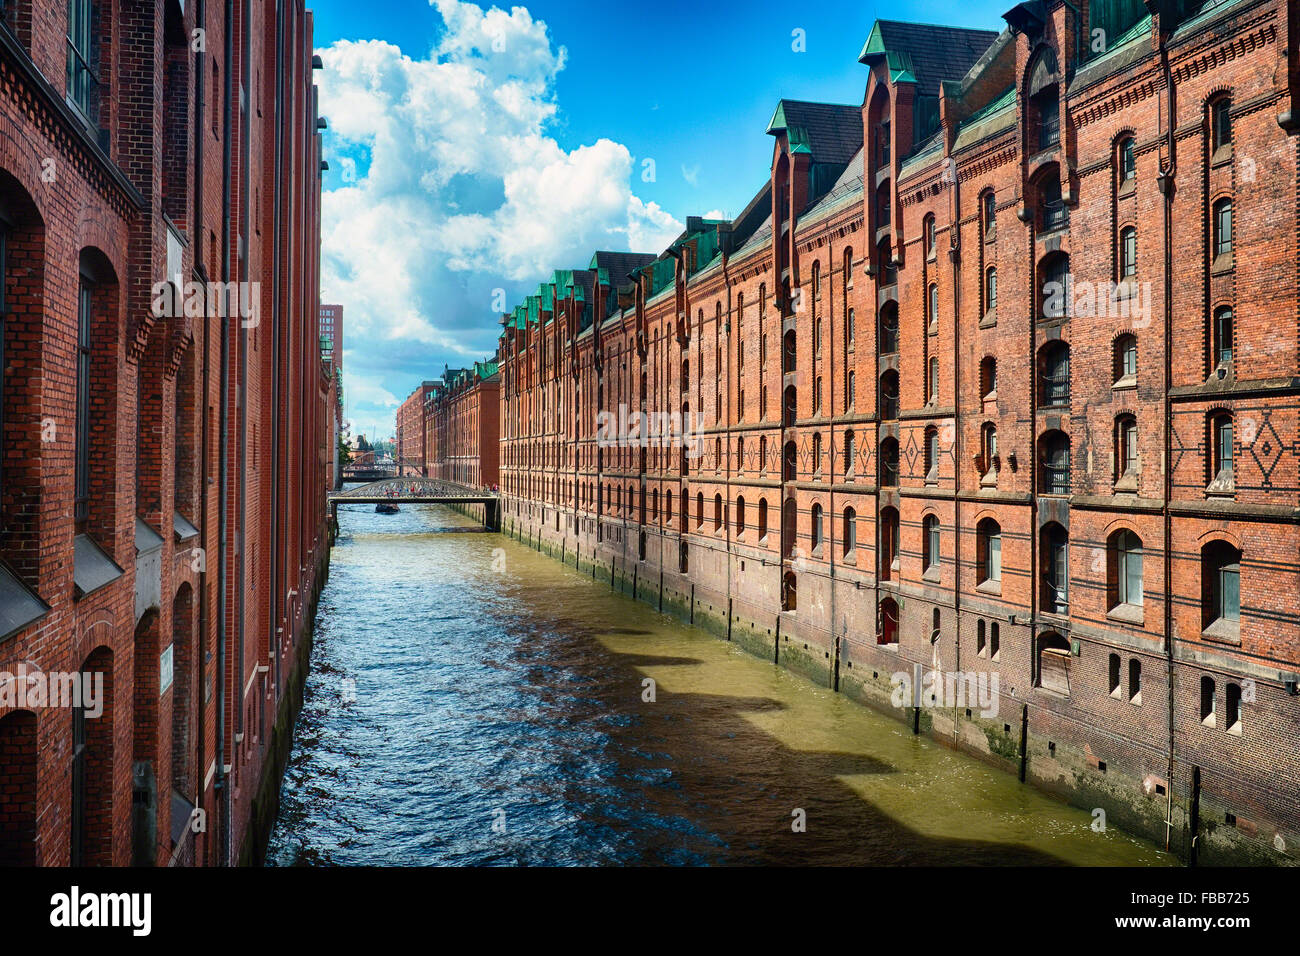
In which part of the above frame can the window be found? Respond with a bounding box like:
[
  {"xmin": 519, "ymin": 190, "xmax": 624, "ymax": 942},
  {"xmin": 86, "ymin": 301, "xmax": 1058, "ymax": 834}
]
[
  {"xmin": 990, "ymin": 623, "xmax": 1000, "ymax": 659},
  {"xmin": 927, "ymin": 283, "xmax": 938, "ymax": 327},
  {"xmin": 1119, "ymin": 136, "xmax": 1136, "ymax": 183},
  {"xmin": 1210, "ymin": 413, "xmax": 1234, "ymax": 488},
  {"xmin": 928, "ymin": 357, "xmax": 939, "ymax": 404},
  {"xmin": 1119, "ymin": 226, "xmax": 1137, "ymax": 278},
  {"xmin": 696, "ymin": 492, "xmax": 704, "ymax": 529},
  {"xmin": 1111, "ymin": 529, "xmax": 1143, "ymax": 608},
  {"xmin": 735, "ymin": 496, "xmax": 745, "ymax": 535},
  {"xmin": 1115, "ymin": 334, "xmax": 1137, "ymax": 382},
  {"xmin": 923, "ymin": 515, "xmax": 940, "ymax": 571},
  {"xmin": 880, "ymin": 508, "xmax": 899, "ymax": 579},
  {"xmin": 1108, "ymin": 654, "xmax": 1122, "ymax": 696},
  {"xmin": 843, "ymin": 431, "xmax": 856, "ymax": 475},
  {"xmin": 877, "ymin": 238, "xmax": 896, "ymax": 285},
  {"xmin": 1212, "ymin": 307, "xmax": 1233, "ymax": 368},
  {"xmin": 880, "ymin": 370, "xmax": 899, "ymax": 420},
  {"xmin": 846, "ymin": 308, "xmax": 855, "ymax": 346},
  {"xmin": 846, "ymin": 371, "xmax": 855, "ymax": 410},
  {"xmin": 977, "ymin": 518, "xmax": 1002, "ymax": 585},
  {"xmin": 75, "ymin": 280, "xmax": 93, "ymax": 526},
  {"xmin": 1211, "ymin": 97, "xmax": 1232, "ymax": 154},
  {"xmin": 811, "ymin": 432, "xmax": 822, "ymax": 475},
  {"xmin": 1226, "ymin": 682, "xmax": 1242, "ymax": 733},
  {"xmin": 67, "ymin": 0, "xmax": 100, "ymax": 126},
  {"xmin": 981, "ymin": 423, "xmax": 998, "ymax": 483},
  {"xmin": 713, "ymin": 493, "xmax": 722, "ymax": 531},
  {"xmin": 924, "ymin": 214, "xmax": 936, "ymax": 257},
  {"xmin": 924, "ymin": 427, "xmax": 939, "ymax": 482},
  {"xmin": 811, "ymin": 504, "xmax": 823, "ymax": 554},
  {"xmin": 1200, "ymin": 676, "xmax": 1216, "ymax": 726},
  {"xmin": 980, "ymin": 356, "xmax": 997, "ymax": 400},
  {"xmin": 984, "ymin": 267, "xmax": 997, "ymax": 315},
  {"xmin": 1038, "ymin": 92, "xmax": 1059, "ymax": 150},
  {"xmin": 1129, "ymin": 659, "xmax": 1142, "ymax": 705},
  {"xmin": 757, "ymin": 498, "xmax": 768, "ymax": 540},
  {"xmin": 1116, "ymin": 415, "xmax": 1139, "ymax": 479},
  {"xmin": 1037, "ymin": 632, "xmax": 1070, "ymax": 694},
  {"xmin": 879, "ymin": 438, "xmax": 899, "ymax": 487},
  {"xmin": 879, "ymin": 302, "xmax": 899, "ymax": 353},
  {"xmin": 977, "ymin": 619, "xmax": 987, "ymax": 656},
  {"xmin": 1041, "ymin": 341, "xmax": 1070, "ymax": 406},
  {"xmin": 1202, "ymin": 541, "xmax": 1240, "ymax": 633},
  {"xmin": 1040, "ymin": 431, "xmax": 1070, "ymax": 495},
  {"xmin": 1040, "ymin": 252, "xmax": 1069, "ymax": 317},
  {"xmin": 1213, "ymin": 198, "xmax": 1232, "ymax": 261},
  {"xmin": 843, "ymin": 507, "xmax": 857, "ymax": 558},
  {"xmin": 982, "ymin": 190, "xmax": 996, "ymax": 236},
  {"xmin": 1041, "ymin": 523, "xmax": 1069, "ymax": 615},
  {"xmin": 1040, "ymin": 174, "xmax": 1067, "ymax": 231},
  {"xmin": 736, "ymin": 436, "xmax": 744, "ymax": 473}
]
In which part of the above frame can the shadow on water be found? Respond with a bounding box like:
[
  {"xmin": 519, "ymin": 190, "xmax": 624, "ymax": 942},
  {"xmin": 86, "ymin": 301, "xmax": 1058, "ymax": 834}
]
[{"xmin": 267, "ymin": 501, "xmax": 1172, "ymax": 867}]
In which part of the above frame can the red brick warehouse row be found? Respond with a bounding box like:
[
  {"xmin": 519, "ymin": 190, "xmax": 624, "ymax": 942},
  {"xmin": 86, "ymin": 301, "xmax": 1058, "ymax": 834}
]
[
  {"xmin": 0, "ymin": 0, "xmax": 330, "ymax": 865},
  {"xmin": 491, "ymin": 0, "xmax": 1300, "ymax": 864}
]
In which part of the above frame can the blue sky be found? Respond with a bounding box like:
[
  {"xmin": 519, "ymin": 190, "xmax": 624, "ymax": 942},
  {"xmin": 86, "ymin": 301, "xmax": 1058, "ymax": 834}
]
[{"xmin": 312, "ymin": 0, "xmax": 1008, "ymax": 441}]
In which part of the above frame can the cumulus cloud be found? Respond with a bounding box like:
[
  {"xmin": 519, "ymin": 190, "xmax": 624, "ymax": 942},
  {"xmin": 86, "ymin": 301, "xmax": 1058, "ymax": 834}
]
[{"xmin": 319, "ymin": 0, "xmax": 683, "ymax": 429}]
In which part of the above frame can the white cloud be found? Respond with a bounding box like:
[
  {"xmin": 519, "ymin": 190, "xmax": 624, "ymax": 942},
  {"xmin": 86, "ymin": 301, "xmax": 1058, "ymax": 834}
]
[{"xmin": 316, "ymin": 0, "xmax": 683, "ymax": 428}]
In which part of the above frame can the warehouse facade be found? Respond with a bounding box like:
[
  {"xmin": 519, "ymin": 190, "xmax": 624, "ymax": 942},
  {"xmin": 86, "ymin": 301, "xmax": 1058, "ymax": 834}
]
[
  {"xmin": 496, "ymin": 0, "xmax": 1300, "ymax": 864},
  {"xmin": 0, "ymin": 0, "xmax": 329, "ymax": 865}
]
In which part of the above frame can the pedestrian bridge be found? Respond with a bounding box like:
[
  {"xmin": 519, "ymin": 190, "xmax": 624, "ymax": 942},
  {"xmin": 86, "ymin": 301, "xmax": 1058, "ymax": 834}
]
[{"xmin": 329, "ymin": 478, "xmax": 500, "ymax": 532}]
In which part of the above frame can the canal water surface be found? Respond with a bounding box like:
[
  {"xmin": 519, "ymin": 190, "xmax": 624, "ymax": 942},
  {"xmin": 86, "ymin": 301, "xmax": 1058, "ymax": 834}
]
[{"xmin": 266, "ymin": 499, "xmax": 1170, "ymax": 866}]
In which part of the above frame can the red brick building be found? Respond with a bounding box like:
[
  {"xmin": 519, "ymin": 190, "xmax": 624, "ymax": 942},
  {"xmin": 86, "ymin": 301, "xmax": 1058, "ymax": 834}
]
[
  {"xmin": 422, "ymin": 362, "xmax": 499, "ymax": 488},
  {"xmin": 0, "ymin": 0, "xmax": 329, "ymax": 866},
  {"xmin": 395, "ymin": 381, "xmax": 437, "ymax": 476},
  {"xmin": 498, "ymin": 0, "xmax": 1300, "ymax": 864}
]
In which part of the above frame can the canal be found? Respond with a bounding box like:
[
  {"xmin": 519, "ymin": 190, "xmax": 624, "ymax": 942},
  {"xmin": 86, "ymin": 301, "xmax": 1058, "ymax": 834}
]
[{"xmin": 266, "ymin": 498, "xmax": 1171, "ymax": 866}]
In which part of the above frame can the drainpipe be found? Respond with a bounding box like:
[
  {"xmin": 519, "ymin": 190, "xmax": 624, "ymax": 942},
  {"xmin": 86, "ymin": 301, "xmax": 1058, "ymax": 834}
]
[
  {"xmin": 216, "ymin": 0, "xmax": 234, "ymax": 869},
  {"xmin": 949, "ymin": 156, "xmax": 963, "ymax": 684},
  {"xmin": 827, "ymin": 236, "xmax": 838, "ymax": 690},
  {"xmin": 1155, "ymin": 21, "xmax": 1178, "ymax": 857},
  {"xmin": 191, "ymin": 0, "xmax": 209, "ymax": 840},
  {"xmin": 236, "ymin": 0, "xmax": 253, "ymax": 752}
]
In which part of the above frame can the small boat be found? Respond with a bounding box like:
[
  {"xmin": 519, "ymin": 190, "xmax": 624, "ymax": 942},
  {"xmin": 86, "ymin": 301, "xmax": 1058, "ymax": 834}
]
[{"xmin": 375, "ymin": 503, "xmax": 400, "ymax": 515}]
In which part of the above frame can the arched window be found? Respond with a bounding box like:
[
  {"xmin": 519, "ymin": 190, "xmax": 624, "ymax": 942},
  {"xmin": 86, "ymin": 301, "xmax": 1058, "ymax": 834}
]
[
  {"xmin": 1210, "ymin": 412, "xmax": 1234, "ymax": 488},
  {"xmin": 1115, "ymin": 334, "xmax": 1137, "ymax": 383},
  {"xmin": 984, "ymin": 266, "xmax": 997, "ymax": 315},
  {"xmin": 879, "ymin": 507, "xmax": 900, "ymax": 580},
  {"xmin": 846, "ymin": 307, "xmax": 855, "ymax": 346},
  {"xmin": 928, "ymin": 356, "xmax": 939, "ymax": 404},
  {"xmin": 1202, "ymin": 540, "xmax": 1241, "ymax": 633},
  {"xmin": 696, "ymin": 491, "xmax": 704, "ymax": 528},
  {"xmin": 845, "ymin": 370, "xmax": 855, "ymax": 410},
  {"xmin": 1118, "ymin": 135, "xmax": 1136, "ymax": 184},
  {"xmin": 924, "ymin": 426, "xmax": 939, "ymax": 481},
  {"xmin": 714, "ymin": 493, "xmax": 723, "ymax": 531},
  {"xmin": 880, "ymin": 369, "xmax": 899, "ymax": 420},
  {"xmin": 1036, "ymin": 632, "xmax": 1069, "ymax": 693},
  {"xmin": 783, "ymin": 328, "xmax": 796, "ymax": 373},
  {"xmin": 1212, "ymin": 307, "xmax": 1234, "ymax": 369},
  {"xmin": 927, "ymin": 283, "xmax": 938, "ymax": 326},
  {"xmin": 922, "ymin": 514, "xmax": 940, "ymax": 571},
  {"xmin": 878, "ymin": 597, "xmax": 899, "ymax": 645},
  {"xmin": 811, "ymin": 432, "xmax": 822, "ymax": 475},
  {"xmin": 758, "ymin": 497, "xmax": 768, "ymax": 540},
  {"xmin": 759, "ymin": 435, "xmax": 768, "ymax": 473},
  {"xmin": 1200, "ymin": 675, "xmax": 1216, "ymax": 725},
  {"xmin": 981, "ymin": 189, "xmax": 996, "ymax": 237},
  {"xmin": 1213, "ymin": 198, "xmax": 1233, "ymax": 261},
  {"xmin": 782, "ymin": 571, "xmax": 797, "ymax": 611},
  {"xmin": 1041, "ymin": 523, "xmax": 1069, "ymax": 614},
  {"xmin": 1115, "ymin": 414, "xmax": 1139, "ymax": 480},
  {"xmin": 843, "ymin": 507, "xmax": 857, "ymax": 557},
  {"xmin": 1030, "ymin": 47, "xmax": 1060, "ymax": 149},
  {"xmin": 736, "ymin": 496, "xmax": 745, "ymax": 535},
  {"xmin": 782, "ymin": 440, "xmax": 797, "ymax": 482},
  {"xmin": 879, "ymin": 437, "xmax": 899, "ymax": 487},
  {"xmin": 843, "ymin": 430, "xmax": 856, "ymax": 476},
  {"xmin": 1110, "ymin": 529, "xmax": 1143, "ymax": 609},
  {"xmin": 783, "ymin": 384, "xmax": 796, "ymax": 428},
  {"xmin": 877, "ymin": 237, "xmax": 896, "ymax": 285},
  {"xmin": 977, "ymin": 518, "xmax": 1002, "ymax": 585},
  {"xmin": 1119, "ymin": 225, "xmax": 1137, "ymax": 279},
  {"xmin": 924, "ymin": 213, "xmax": 936, "ymax": 257},
  {"xmin": 811, "ymin": 503, "xmax": 823, "ymax": 553},
  {"xmin": 782, "ymin": 497, "xmax": 797, "ymax": 558},
  {"xmin": 981, "ymin": 423, "xmax": 998, "ymax": 483},
  {"xmin": 842, "ymin": 247, "xmax": 853, "ymax": 288},
  {"xmin": 665, "ymin": 488, "xmax": 673, "ymax": 523},
  {"xmin": 1040, "ymin": 430, "xmax": 1071, "ymax": 495},
  {"xmin": 1041, "ymin": 341, "xmax": 1070, "ymax": 406},
  {"xmin": 879, "ymin": 301, "xmax": 899, "ymax": 353},
  {"xmin": 1210, "ymin": 96, "xmax": 1232, "ymax": 154}
]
